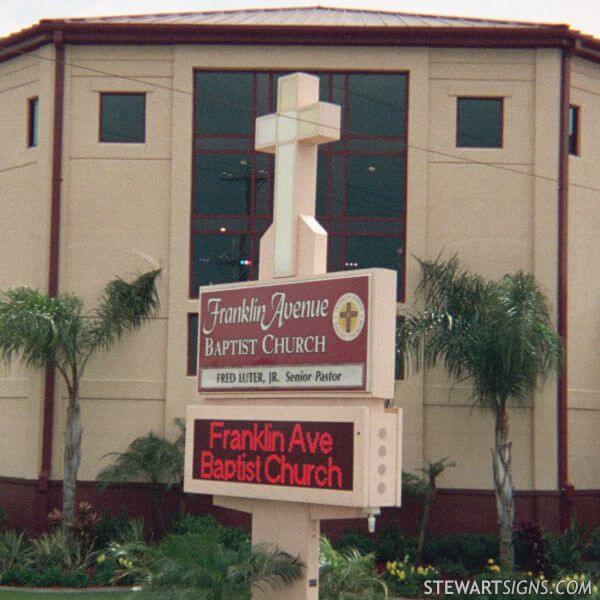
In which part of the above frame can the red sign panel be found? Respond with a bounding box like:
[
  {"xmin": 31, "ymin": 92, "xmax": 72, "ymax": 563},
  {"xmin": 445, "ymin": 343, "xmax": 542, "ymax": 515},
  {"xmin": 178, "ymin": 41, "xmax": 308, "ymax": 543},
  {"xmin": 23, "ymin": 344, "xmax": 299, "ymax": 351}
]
[
  {"xmin": 192, "ymin": 419, "xmax": 354, "ymax": 491},
  {"xmin": 198, "ymin": 275, "xmax": 369, "ymax": 392}
]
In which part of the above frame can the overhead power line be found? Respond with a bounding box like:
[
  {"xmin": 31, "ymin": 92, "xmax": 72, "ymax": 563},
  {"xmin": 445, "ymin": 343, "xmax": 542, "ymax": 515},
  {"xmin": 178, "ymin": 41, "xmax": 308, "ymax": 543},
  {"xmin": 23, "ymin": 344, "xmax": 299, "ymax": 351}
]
[{"xmin": 1, "ymin": 43, "xmax": 599, "ymax": 195}]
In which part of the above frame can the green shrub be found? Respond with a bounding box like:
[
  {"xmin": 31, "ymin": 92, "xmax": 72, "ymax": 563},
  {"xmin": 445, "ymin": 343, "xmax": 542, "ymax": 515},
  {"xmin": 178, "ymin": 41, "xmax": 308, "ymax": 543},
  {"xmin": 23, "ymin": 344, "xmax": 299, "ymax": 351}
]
[
  {"xmin": 171, "ymin": 514, "xmax": 249, "ymax": 552},
  {"xmin": 108, "ymin": 531, "xmax": 303, "ymax": 599},
  {"xmin": 94, "ymin": 513, "xmax": 146, "ymax": 549},
  {"xmin": 423, "ymin": 534, "xmax": 498, "ymax": 573},
  {"xmin": 587, "ymin": 528, "xmax": 600, "ymax": 562},
  {"xmin": 28, "ymin": 529, "xmax": 91, "ymax": 571},
  {"xmin": 0, "ymin": 530, "xmax": 29, "ymax": 584},
  {"xmin": 319, "ymin": 537, "xmax": 388, "ymax": 600},
  {"xmin": 14, "ymin": 564, "xmax": 89, "ymax": 587},
  {"xmin": 334, "ymin": 530, "xmax": 376, "ymax": 556},
  {"xmin": 544, "ymin": 520, "xmax": 589, "ymax": 577},
  {"xmin": 434, "ymin": 559, "xmax": 469, "ymax": 578},
  {"xmin": 514, "ymin": 522, "xmax": 549, "ymax": 575},
  {"xmin": 385, "ymin": 556, "xmax": 439, "ymax": 598},
  {"xmin": 375, "ymin": 527, "xmax": 417, "ymax": 563}
]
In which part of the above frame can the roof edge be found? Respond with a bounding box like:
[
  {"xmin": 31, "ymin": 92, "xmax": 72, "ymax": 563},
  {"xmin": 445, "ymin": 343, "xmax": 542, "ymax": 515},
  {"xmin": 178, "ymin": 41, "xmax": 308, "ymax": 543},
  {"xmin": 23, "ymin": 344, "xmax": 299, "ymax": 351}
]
[{"xmin": 1, "ymin": 19, "xmax": 599, "ymax": 65}]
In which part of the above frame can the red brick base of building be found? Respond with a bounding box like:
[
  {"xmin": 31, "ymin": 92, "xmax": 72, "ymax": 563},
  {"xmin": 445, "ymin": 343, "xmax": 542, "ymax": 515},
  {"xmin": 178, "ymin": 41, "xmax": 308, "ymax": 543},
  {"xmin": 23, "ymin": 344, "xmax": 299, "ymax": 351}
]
[{"xmin": 1, "ymin": 476, "xmax": 598, "ymax": 538}]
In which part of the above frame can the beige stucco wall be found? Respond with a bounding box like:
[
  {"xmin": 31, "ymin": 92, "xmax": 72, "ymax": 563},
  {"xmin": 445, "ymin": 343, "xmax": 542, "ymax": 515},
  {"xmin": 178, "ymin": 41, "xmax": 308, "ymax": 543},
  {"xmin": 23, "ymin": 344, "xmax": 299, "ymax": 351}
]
[
  {"xmin": 0, "ymin": 46, "xmax": 56, "ymax": 479},
  {"xmin": 49, "ymin": 46, "xmax": 174, "ymax": 480},
  {"xmin": 0, "ymin": 41, "xmax": 597, "ymax": 493},
  {"xmin": 567, "ymin": 58, "xmax": 600, "ymax": 490}
]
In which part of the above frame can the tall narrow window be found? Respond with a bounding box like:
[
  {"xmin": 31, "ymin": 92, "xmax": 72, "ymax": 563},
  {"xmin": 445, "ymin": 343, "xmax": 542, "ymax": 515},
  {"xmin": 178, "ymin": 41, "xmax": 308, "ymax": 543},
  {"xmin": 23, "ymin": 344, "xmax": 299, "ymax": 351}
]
[
  {"xmin": 568, "ymin": 105, "xmax": 579, "ymax": 156},
  {"xmin": 100, "ymin": 93, "xmax": 146, "ymax": 143},
  {"xmin": 187, "ymin": 313, "xmax": 199, "ymax": 376},
  {"xmin": 28, "ymin": 97, "xmax": 39, "ymax": 148},
  {"xmin": 191, "ymin": 71, "xmax": 407, "ymax": 300},
  {"xmin": 395, "ymin": 316, "xmax": 405, "ymax": 381},
  {"xmin": 456, "ymin": 97, "xmax": 503, "ymax": 148}
]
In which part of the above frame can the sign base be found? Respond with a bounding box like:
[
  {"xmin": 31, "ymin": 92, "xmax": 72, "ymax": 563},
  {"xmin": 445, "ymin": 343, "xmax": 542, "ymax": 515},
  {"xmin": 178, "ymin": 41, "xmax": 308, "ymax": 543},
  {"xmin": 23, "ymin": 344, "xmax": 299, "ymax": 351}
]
[{"xmin": 214, "ymin": 496, "xmax": 366, "ymax": 600}]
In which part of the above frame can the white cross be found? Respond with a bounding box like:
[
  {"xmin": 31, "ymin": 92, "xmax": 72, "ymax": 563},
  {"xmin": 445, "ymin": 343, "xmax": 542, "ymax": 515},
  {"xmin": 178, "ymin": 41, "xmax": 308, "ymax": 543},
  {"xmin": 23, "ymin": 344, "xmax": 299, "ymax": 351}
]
[{"xmin": 255, "ymin": 73, "xmax": 341, "ymax": 278}]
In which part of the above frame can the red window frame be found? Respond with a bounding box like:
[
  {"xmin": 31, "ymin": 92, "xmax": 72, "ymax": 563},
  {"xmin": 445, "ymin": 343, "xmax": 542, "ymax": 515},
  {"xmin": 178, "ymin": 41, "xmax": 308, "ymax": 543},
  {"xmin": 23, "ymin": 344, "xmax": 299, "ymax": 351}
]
[{"xmin": 189, "ymin": 70, "xmax": 408, "ymax": 301}]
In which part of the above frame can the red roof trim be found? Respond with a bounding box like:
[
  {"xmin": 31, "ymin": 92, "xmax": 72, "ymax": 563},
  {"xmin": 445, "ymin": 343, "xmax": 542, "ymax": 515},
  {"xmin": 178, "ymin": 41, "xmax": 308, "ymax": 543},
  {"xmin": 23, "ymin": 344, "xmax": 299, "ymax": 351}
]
[{"xmin": 1, "ymin": 19, "xmax": 599, "ymax": 64}]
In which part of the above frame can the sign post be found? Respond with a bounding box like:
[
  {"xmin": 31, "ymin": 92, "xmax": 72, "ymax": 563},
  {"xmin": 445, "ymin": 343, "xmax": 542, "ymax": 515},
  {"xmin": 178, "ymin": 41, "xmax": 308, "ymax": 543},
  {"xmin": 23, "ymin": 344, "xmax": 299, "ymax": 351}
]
[{"xmin": 185, "ymin": 73, "xmax": 402, "ymax": 600}]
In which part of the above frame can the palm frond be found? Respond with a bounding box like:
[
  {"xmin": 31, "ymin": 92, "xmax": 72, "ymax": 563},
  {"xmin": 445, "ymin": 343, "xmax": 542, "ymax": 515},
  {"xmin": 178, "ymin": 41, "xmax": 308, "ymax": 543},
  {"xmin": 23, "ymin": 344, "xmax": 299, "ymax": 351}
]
[
  {"xmin": 96, "ymin": 432, "xmax": 183, "ymax": 489},
  {"xmin": 0, "ymin": 288, "xmax": 83, "ymax": 373},
  {"xmin": 230, "ymin": 543, "xmax": 304, "ymax": 593},
  {"xmin": 398, "ymin": 256, "xmax": 562, "ymax": 412},
  {"xmin": 125, "ymin": 532, "xmax": 302, "ymax": 600},
  {"xmin": 319, "ymin": 537, "xmax": 388, "ymax": 600},
  {"xmin": 82, "ymin": 269, "xmax": 160, "ymax": 362}
]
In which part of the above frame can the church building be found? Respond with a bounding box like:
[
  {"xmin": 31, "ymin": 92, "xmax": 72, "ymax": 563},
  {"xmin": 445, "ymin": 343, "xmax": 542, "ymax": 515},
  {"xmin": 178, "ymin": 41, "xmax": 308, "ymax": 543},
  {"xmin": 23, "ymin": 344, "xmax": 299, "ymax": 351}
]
[{"xmin": 0, "ymin": 7, "xmax": 598, "ymax": 533}]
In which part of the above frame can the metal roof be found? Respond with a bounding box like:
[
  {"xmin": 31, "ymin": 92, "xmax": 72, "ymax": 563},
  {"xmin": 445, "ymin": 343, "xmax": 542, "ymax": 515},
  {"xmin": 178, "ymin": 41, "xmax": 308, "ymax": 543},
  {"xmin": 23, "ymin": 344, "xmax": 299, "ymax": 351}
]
[
  {"xmin": 3, "ymin": 5, "xmax": 600, "ymax": 67},
  {"xmin": 54, "ymin": 6, "xmax": 559, "ymax": 29}
]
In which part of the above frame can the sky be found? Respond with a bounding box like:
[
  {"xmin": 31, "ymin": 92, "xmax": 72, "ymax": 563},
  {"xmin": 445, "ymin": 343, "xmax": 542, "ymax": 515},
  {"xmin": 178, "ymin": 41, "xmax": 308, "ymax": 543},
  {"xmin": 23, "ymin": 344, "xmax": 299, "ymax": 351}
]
[{"xmin": 1, "ymin": 0, "xmax": 599, "ymax": 39}]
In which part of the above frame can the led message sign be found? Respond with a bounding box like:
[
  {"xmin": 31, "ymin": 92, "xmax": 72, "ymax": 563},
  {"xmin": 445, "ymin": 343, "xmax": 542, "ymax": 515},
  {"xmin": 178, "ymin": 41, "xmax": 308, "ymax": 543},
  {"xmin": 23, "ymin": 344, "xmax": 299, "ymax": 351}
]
[
  {"xmin": 193, "ymin": 419, "xmax": 354, "ymax": 491},
  {"xmin": 197, "ymin": 269, "xmax": 396, "ymax": 396},
  {"xmin": 184, "ymin": 405, "xmax": 403, "ymax": 508}
]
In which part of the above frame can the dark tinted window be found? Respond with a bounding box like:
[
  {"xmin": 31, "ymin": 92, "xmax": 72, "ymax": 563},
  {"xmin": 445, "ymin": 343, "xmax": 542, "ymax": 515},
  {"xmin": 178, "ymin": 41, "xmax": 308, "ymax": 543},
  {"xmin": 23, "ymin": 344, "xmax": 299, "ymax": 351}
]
[
  {"xmin": 28, "ymin": 97, "xmax": 39, "ymax": 148},
  {"xmin": 568, "ymin": 105, "xmax": 579, "ymax": 156},
  {"xmin": 191, "ymin": 71, "xmax": 408, "ymax": 300},
  {"xmin": 188, "ymin": 314, "xmax": 199, "ymax": 375},
  {"xmin": 193, "ymin": 154, "xmax": 254, "ymax": 215},
  {"xmin": 344, "ymin": 236, "xmax": 404, "ymax": 294},
  {"xmin": 100, "ymin": 93, "xmax": 146, "ymax": 143},
  {"xmin": 195, "ymin": 73, "xmax": 253, "ymax": 135},
  {"xmin": 395, "ymin": 316, "xmax": 404, "ymax": 380},
  {"xmin": 456, "ymin": 97, "xmax": 503, "ymax": 148},
  {"xmin": 349, "ymin": 74, "xmax": 406, "ymax": 137},
  {"xmin": 346, "ymin": 156, "xmax": 404, "ymax": 218},
  {"xmin": 191, "ymin": 232, "xmax": 252, "ymax": 290}
]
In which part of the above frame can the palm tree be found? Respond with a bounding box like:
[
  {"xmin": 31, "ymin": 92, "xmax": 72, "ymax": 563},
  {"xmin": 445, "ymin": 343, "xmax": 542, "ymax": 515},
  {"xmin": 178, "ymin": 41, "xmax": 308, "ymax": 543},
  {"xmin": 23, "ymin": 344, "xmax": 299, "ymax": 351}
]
[
  {"xmin": 403, "ymin": 458, "xmax": 455, "ymax": 564},
  {"xmin": 0, "ymin": 270, "xmax": 161, "ymax": 529},
  {"xmin": 97, "ymin": 428, "xmax": 184, "ymax": 533},
  {"xmin": 398, "ymin": 256, "xmax": 561, "ymax": 569},
  {"xmin": 109, "ymin": 531, "xmax": 304, "ymax": 599},
  {"xmin": 319, "ymin": 537, "xmax": 388, "ymax": 600}
]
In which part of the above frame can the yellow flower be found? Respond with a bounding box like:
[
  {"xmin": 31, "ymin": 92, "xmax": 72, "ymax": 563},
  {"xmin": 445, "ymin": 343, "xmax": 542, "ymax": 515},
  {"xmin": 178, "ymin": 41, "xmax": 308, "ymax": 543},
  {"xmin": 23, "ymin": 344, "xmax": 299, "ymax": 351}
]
[
  {"xmin": 97, "ymin": 554, "xmax": 106, "ymax": 564},
  {"xmin": 417, "ymin": 566, "xmax": 424, "ymax": 575},
  {"xmin": 527, "ymin": 571, "xmax": 533, "ymax": 577},
  {"xmin": 488, "ymin": 558, "xmax": 494, "ymax": 565},
  {"xmin": 399, "ymin": 570, "xmax": 406, "ymax": 581},
  {"xmin": 410, "ymin": 566, "xmax": 415, "ymax": 573},
  {"xmin": 592, "ymin": 585, "xmax": 597, "ymax": 594}
]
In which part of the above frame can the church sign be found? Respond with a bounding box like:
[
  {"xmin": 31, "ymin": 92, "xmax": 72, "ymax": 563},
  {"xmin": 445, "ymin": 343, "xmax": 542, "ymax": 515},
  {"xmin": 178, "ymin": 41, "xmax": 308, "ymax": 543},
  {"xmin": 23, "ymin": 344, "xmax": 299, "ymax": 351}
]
[
  {"xmin": 185, "ymin": 73, "xmax": 401, "ymax": 599},
  {"xmin": 192, "ymin": 419, "xmax": 354, "ymax": 491},
  {"xmin": 197, "ymin": 268, "xmax": 396, "ymax": 397},
  {"xmin": 185, "ymin": 404, "xmax": 402, "ymax": 508}
]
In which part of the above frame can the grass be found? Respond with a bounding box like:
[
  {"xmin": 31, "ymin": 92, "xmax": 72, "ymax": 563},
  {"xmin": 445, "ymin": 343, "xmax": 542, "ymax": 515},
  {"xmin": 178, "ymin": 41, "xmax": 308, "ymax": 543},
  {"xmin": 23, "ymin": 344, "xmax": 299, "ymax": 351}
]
[{"xmin": 0, "ymin": 592, "xmax": 134, "ymax": 599}]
